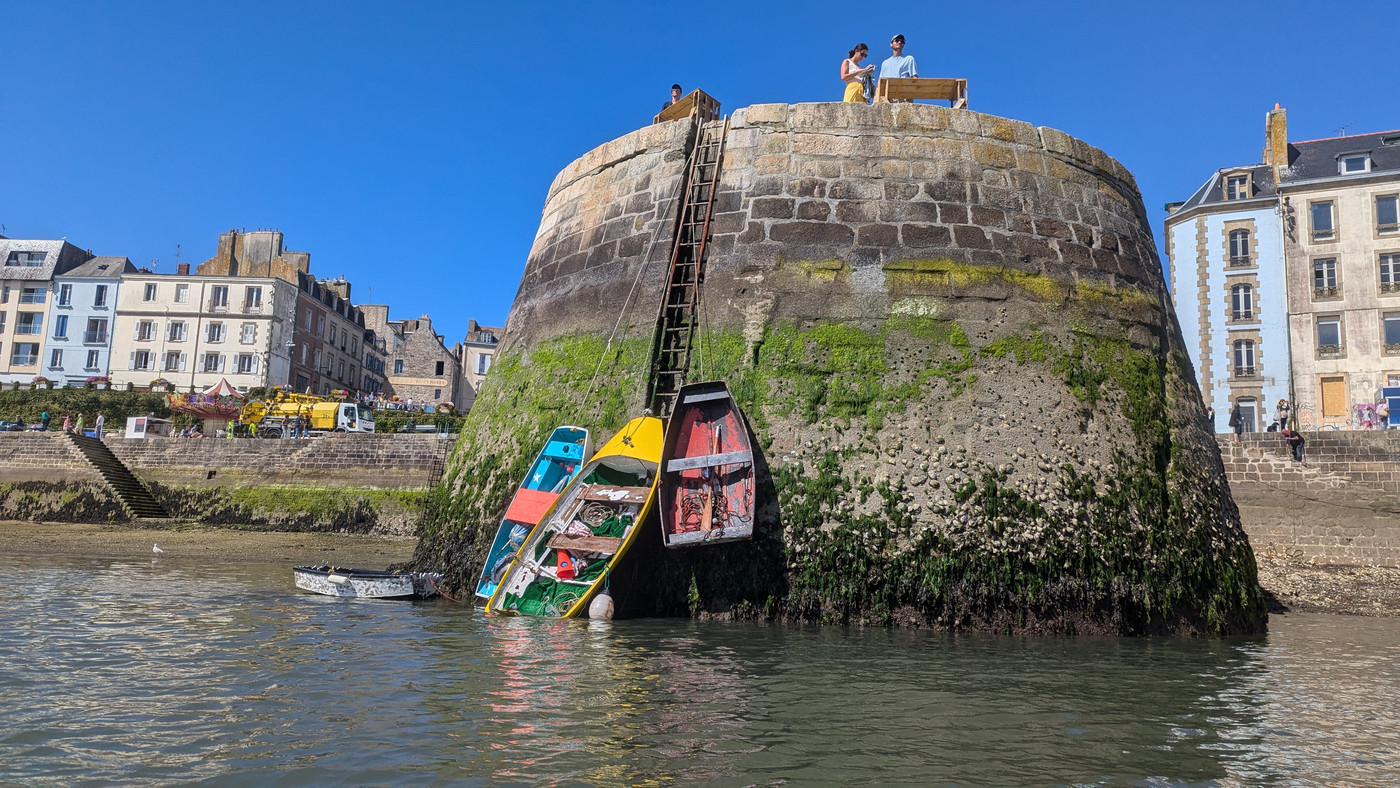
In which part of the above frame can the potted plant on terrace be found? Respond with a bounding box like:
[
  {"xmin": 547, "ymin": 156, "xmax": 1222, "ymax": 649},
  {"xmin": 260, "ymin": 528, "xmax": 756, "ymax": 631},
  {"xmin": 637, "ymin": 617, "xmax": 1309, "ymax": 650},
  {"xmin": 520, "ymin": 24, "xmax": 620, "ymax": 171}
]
[
  {"xmin": 31, "ymin": 376, "xmax": 52, "ymax": 390},
  {"xmin": 85, "ymin": 375, "xmax": 110, "ymax": 390}
]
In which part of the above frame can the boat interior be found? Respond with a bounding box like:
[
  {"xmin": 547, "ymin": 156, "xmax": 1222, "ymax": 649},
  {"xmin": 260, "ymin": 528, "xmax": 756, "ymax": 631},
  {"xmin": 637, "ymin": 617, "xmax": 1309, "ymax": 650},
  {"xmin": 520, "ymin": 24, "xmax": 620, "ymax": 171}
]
[{"xmin": 496, "ymin": 454, "xmax": 657, "ymax": 616}]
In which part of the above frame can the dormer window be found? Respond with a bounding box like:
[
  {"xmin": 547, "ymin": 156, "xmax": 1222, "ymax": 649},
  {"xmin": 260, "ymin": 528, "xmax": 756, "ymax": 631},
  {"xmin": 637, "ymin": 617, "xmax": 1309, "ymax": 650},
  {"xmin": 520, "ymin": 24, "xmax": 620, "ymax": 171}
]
[
  {"xmin": 1339, "ymin": 153, "xmax": 1371, "ymax": 174},
  {"xmin": 1225, "ymin": 173, "xmax": 1251, "ymax": 200}
]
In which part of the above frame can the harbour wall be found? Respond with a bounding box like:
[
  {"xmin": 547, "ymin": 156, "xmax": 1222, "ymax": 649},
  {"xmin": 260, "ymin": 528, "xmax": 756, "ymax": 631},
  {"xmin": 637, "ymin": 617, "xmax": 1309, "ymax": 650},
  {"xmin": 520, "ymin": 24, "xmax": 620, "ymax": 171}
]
[
  {"xmin": 0, "ymin": 432, "xmax": 449, "ymax": 536},
  {"xmin": 417, "ymin": 101, "xmax": 1268, "ymax": 635},
  {"xmin": 1220, "ymin": 432, "xmax": 1400, "ymax": 566}
]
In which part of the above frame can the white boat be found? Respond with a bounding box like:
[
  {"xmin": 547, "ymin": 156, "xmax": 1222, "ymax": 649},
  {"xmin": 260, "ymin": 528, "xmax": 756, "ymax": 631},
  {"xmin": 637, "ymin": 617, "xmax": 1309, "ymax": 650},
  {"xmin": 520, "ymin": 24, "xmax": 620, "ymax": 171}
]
[{"xmin": 293, "ymin": 565, "xmax": 442, "ymax": 599}]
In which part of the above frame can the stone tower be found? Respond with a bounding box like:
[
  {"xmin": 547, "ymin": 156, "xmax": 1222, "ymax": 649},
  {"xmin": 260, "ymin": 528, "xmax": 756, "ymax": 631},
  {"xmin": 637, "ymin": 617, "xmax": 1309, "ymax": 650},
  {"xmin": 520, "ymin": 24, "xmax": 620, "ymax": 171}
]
[{"xmin": 414, "ymin": 102, "xmax": 1267, "ymax": 635}]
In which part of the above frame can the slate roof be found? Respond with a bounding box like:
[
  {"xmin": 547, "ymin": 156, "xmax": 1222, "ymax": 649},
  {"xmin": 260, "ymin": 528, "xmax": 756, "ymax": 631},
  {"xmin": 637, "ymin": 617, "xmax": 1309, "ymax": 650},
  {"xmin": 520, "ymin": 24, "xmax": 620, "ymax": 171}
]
[
  {"xmin": 0, "ymin": 239, "xmax": 93, "ymax": 281},
  {"xmin": 1173, "ymin": 164, "xmax": 1277, "ymax": 214},
  {"xmin": 1281, "ymin": 129, "xmax": 1400, "ymax": 182},
  {"xmin": 60, "ymin": 256, "xmax": 136, "ymax": 278}
]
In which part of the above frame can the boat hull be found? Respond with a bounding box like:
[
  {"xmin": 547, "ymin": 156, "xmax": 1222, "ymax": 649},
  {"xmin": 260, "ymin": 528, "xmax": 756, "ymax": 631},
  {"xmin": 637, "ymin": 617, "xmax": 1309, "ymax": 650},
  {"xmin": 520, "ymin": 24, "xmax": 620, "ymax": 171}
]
[
  {"xmin": 474, "ymin": 426, "xmax": 593, "ymax": 601},
  {"xmin": 659, "ymin": 381, "xmax": 756, "ymax": 547},
  {"xmin": 293, "ymin": 566, "xmax": 442, "ymax": 599}
]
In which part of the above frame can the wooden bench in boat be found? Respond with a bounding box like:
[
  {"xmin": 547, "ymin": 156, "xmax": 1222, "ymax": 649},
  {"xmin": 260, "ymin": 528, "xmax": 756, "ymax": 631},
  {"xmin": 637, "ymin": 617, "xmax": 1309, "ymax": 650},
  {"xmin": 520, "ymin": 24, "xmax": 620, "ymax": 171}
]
[
  {"xmin": 667, "ymin": 449, "xmax": 752, "ymax": 473},
  {"xmin": 874, "ymin": 77, "xmax": 968, "ymax": 109},
  {"xmin": 580, "ymin": 485, "xmax": 652, "ymax": 504},
  {"xmin": 654, "ymin": 89, "xmax": 722, "ymax": 125},
  {"xmin": 546, "ymin": 533, "xmax": 623, "ymax": 555}
]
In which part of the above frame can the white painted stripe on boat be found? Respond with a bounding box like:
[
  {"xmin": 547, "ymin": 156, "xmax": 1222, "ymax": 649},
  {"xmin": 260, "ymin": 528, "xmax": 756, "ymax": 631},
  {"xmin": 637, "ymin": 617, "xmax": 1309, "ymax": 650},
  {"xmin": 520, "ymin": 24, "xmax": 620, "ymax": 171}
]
[
  {"xmin": 667, "ymin": 450, "xmax": 753, "ymax": 471},
  {"xmin": 681, "ymin": 390, "xmax": 730, "ymax": 404}
]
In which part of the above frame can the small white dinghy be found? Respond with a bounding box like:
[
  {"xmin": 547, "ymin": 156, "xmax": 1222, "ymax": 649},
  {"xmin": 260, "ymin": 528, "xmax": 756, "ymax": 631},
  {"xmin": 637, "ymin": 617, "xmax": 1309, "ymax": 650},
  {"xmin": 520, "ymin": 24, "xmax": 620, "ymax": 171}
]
[{"xmin": 293, "ymin": 566, "xmax": 442, "ymax": 599}]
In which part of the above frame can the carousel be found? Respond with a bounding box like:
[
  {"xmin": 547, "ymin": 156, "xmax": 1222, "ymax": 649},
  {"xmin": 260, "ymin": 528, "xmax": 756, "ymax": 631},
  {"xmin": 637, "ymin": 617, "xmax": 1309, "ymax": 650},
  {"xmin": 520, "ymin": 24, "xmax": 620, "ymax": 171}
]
[{"xmin": 166, "ymin": 378, "xmax": 246, "ymax": 435}]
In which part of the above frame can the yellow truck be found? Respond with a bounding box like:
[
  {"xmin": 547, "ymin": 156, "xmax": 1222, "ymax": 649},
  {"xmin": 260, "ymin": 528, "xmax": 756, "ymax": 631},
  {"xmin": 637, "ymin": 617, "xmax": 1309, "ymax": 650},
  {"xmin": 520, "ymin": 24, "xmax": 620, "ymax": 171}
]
[{"xmin": 239, "ymin": 393, "xmax": 375, "ymax": 438}]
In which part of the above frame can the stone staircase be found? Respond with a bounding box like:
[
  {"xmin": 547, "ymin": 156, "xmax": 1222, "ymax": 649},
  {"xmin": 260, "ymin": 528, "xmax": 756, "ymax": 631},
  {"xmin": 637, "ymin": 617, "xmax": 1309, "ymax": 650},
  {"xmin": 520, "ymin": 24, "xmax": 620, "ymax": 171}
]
[{"xmin": 67, "ymin": 434, "xmax": 170, "ymax": 519}]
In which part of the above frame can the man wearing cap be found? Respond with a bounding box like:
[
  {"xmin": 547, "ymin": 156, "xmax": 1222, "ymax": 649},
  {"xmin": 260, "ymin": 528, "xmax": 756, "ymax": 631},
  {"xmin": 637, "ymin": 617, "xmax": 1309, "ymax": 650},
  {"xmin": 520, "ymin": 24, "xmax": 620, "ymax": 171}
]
[
  {"xmin": 661, "ymin": 84, "xmax": 683, "ymax": 112},
  {"xmin": 878, "ymin": 34, "xmax": 918, "ymax": 80}
]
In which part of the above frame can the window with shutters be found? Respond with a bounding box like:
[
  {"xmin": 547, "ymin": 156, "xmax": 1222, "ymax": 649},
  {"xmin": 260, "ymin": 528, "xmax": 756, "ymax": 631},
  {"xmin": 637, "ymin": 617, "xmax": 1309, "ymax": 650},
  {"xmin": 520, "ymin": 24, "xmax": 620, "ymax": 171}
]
[
  {"xmin": 137, "ymin": 321, "xmax": 156, "ymax": 341},
  {"xmin": 165, "ymin": 351, "xmax": 184, "ymax": 372},
  {"xmin": 207, "ymin": 323, "xmax": 225, "ymax": 343},
  {"xmin": 202, "ymin": 352, "xmax": 222, "ymax": 372},
  {"xmin": 236, "ymin": 354, "xmax": 258, "ymax": 374},
  {"xmin": 132, "ymin": 350, "xmax": 153, "ymax": 371},
  {"xmin": 167, "ymin": 321, "xmax": 187, "ymax": 342}
]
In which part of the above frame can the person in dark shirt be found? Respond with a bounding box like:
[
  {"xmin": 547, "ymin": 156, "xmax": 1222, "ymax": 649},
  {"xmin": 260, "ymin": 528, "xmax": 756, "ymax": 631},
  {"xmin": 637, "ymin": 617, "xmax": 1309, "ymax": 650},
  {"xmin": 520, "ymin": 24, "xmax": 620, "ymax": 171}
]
[
  {"xmin": 1282, "ymin": 428, "xmax": 1305, "ymax": 461},
  {"xmin": 661, "ymin": 84, "xmax": 682, "ymax": 112}
]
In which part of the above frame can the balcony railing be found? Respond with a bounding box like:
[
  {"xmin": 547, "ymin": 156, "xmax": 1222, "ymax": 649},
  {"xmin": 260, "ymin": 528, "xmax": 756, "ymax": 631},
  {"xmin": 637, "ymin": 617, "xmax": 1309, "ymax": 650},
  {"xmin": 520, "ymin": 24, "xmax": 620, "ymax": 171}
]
[
  {"xmin": 242, "ymin": 302, "xmax": 262, "ymax": 314},
  {"xmin": 1386, "ymin": 343, "xmax": 1400, "ymax": 356},
  {"xmin": 18, "ymin": 293, "xmax": 45, "ymax": 304},
  {"xmin": 1314, "ymin": 285, "xmax": 1341, "ymax": 299},
  {"xmin": 1231, "ymin": 310, "xmax": 1255, "ymax": 321},
  {"xmin": 1228, "ymin": 256, "xmax": 1253, "ymax": 267},
  {"xmin": 1380, "ymin": 222, "xmax": 1399, "ymax": 234},
  {"xmin": 1312, "ymin": 228, "xmax": 1336, "ymax": 241},
  {"xmin": 10, "ymin": 355, "xmax": 37, "ymax": 366},
  {"xmin": 1382, "ymin": 282, "xmax": 1400, "ymax": 294},
  {"xmin": 1318, "ymin": 344, "xmax": 1344, "ymax": 358},
  {"xmin": 1234, "ymin": 366, "xmax": 1256, "ymax": 378},
  {"xmin": 84, "ymin": 331, "xmax": 108, "ymax": 344},
  {"xmin": 15, "ymin": 325, "xmax": 42, "ymax": 335},
  {"xmin": 207, "ymin": 300, "xmax": 229, "ymax": 313}
]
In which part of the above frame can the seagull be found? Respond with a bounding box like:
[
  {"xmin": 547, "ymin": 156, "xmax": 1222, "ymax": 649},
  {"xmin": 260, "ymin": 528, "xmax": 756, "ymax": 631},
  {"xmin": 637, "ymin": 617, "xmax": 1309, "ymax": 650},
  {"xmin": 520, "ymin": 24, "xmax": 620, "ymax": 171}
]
[{"xmin": 153, "ymin": 543, "xmax": 164, "ymax": 554}]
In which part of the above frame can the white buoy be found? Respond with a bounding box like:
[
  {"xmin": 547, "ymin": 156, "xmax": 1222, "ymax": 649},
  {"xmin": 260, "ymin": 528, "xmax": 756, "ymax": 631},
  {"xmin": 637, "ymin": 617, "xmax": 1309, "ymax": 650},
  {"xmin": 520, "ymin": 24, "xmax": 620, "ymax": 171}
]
[{"xmin": 589, "ymin": 592, "xmax": 615, "ymax": 620}]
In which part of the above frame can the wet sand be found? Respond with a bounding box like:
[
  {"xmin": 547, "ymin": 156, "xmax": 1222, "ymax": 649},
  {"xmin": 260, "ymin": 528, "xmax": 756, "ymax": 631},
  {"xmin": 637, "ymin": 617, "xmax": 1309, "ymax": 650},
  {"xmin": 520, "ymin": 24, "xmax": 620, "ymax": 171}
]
[{"xmin": 0, "ymin": 521, "xmax": 417, "ymax": 569}]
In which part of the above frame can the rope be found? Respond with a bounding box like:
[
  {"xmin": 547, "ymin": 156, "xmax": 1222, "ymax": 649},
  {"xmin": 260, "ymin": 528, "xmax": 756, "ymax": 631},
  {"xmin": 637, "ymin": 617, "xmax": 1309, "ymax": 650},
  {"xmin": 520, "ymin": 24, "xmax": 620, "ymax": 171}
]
[{"xmin": 429, "ymin": 577, "xmax": 463, "ymax": 604}]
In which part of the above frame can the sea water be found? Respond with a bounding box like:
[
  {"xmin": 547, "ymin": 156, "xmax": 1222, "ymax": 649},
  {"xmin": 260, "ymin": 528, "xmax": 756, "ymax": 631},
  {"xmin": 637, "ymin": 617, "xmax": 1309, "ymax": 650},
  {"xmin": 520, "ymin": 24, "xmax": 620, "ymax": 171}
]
[{"xmin": 2, "ymin": 555, "xmax": 1398, "ymax": 785}]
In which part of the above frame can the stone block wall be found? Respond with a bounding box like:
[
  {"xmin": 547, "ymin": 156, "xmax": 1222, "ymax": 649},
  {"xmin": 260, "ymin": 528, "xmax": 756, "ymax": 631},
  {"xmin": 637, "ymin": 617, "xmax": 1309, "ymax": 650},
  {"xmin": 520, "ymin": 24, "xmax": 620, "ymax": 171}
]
[
  {"xmin": 0, "ymin": 433, "xmax": 123, "ymax": 521},
  {"xmin": 1221, "ymin": 432, "xmax": 1400, "ymax": 565},
  {"xmin": 107, "ymin": 433, "xmax": 451, "ymax": 489}
]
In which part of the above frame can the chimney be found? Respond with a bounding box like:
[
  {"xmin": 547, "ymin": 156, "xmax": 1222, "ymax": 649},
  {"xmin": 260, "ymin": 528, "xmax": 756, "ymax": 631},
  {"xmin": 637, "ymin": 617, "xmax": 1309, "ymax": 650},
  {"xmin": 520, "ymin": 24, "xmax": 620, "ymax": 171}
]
[
  {"xmin": 1263, "ymin": 103, "xmax": 1288, "ymax": 176},
  {"xmin": 177, "ymin": 262, "xmax": 190, "ymax": 276}
]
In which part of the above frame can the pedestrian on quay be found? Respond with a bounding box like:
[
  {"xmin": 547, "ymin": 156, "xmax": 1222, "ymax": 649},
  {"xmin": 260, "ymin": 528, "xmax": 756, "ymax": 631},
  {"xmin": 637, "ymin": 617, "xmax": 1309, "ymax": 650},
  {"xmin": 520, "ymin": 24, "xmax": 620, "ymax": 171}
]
[
  {"xmin": 1228, "ymin": 403, "xmax": 1244, "ymax": 442},
  {"xmin": 40, "ymin": 410, "xmax": 50, "ymax": 431},
  {"xmin": 1205, "ymin": 405, "xmax": 1215, "ymax": 432},
  {"xmin": 61, "ymin": 413, "xmax": 71, "ymax": 433},
  {"xmin": 840, "ymin": 43, "xmax": 875, "ymax": 103},
  {"xmin": 1282, "ymin": 427, "xmax": 1305, "ymax": 462},
  {"xmin": 94, "ymin": 412, "xmax": 105, "ymax": 438},
  {"xmin": 1276, "ymin": 399, "xmax": 1291, "ymax": 430}
]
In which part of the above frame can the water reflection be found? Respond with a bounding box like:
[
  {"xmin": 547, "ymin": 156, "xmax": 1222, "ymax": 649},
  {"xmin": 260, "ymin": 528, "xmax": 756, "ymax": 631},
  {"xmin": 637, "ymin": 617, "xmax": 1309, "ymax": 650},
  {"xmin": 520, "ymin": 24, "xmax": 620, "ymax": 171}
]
[{"xmin": 0, "ymin": 555, "xmax": 1397, "ymax": 785}]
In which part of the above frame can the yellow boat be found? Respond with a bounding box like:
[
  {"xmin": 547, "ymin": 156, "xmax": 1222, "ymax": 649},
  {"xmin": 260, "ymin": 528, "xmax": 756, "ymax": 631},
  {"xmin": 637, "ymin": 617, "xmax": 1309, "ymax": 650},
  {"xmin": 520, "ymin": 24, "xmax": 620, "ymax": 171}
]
[{"xmin": 485, "ymin": 415, "xmax": 663, "ymax": 618}]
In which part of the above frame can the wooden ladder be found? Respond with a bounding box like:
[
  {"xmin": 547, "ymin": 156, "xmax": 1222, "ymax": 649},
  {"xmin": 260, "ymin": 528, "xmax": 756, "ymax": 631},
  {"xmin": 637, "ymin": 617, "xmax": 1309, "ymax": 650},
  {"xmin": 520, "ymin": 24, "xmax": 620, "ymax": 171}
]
[{"xmin": 646, "ymin": 117, "xmax": 729, "ymax": 419}]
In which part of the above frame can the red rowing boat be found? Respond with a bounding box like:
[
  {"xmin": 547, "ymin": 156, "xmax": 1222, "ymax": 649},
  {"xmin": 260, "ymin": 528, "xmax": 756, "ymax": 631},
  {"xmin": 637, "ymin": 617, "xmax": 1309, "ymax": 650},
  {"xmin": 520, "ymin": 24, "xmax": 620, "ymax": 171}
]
[{"xmin": 659, "ymin": 381, "xmax": 755, "ymax": 548}]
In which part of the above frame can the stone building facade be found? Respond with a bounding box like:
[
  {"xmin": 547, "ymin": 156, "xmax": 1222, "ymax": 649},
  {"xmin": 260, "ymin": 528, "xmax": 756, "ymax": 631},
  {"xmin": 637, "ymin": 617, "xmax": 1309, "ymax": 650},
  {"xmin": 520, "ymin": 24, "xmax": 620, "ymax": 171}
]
[
  {"xmin": 362, "ymin": 306, "xmax": 463, "ymax": 409},
  {"xmin": 108, "ymin": 269, "xmax": 297, "ymax": 391},
  {"xmin": 46, "ymin": 256, "xmax": 136, "ymax": 387},
  {"xmin": 1165, "ymin": 127, "xmax": 1288, "ymax": 433},
  {"xmin": 0, "ymin": 238, "xmax": 94, "ymax": 385},
  {"xmin": 194, "ymin": 229, "xmax": 379, "ymax": 396},
  {"xmin": 1276, "ymin": 123, "xmax": 1400, "ymax": 430},
  {"xmin": 456, "ymin": 319, "xmax": 501, "ymax": 411},
  {"xmin": 1168, "ymin": 106, "xmax": 1400, "ymax": 431}
]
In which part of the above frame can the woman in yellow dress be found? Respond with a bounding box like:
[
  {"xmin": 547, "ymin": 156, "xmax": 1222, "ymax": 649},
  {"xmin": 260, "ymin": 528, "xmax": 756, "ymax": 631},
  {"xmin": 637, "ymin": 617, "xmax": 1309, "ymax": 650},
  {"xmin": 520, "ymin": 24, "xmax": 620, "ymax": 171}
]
[{"xmin": 841, "ymin": 43, "xmax": 874, "ymax": 103}]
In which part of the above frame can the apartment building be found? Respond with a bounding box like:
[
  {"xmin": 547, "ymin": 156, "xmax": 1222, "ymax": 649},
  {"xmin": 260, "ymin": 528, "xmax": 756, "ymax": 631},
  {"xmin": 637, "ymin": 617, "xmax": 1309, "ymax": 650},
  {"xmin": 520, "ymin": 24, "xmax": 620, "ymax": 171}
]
[
  {"xmin": 108, "ymin": 267, "xmax": 297, "ymax": 391},
  {"xmin": 0, "ymin": 238, "xmax": 95, "ymax": 385},
  {"xmin": 456, "ymin": 319, "xmax": 501, "ymax": 411},
  {"xmin": 1275, "ymin": 122, "xmax": 1400, "ymax": 429},
  {"xmin": 45, "ymin": 256, "xmax": 136, "ymax": 386},
  {"xmin": 1166, "ymin": 104, "xmax": 1400, "ymax": 431}
]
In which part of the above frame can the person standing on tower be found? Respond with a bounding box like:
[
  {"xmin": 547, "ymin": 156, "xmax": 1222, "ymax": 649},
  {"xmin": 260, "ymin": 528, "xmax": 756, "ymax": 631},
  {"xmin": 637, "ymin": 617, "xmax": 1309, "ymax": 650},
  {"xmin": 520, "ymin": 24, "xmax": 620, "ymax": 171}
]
[{"xmin": 879, "ymin": 34, "xmax": 918, "ymax": 80}]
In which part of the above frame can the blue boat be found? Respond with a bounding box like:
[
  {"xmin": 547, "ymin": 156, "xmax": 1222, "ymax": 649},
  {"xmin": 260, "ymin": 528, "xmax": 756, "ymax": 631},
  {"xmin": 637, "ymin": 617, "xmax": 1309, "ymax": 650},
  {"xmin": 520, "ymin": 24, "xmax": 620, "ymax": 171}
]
[{"xmin": 474, "ymin": 425, "xmax": 593, "ymax": 601}]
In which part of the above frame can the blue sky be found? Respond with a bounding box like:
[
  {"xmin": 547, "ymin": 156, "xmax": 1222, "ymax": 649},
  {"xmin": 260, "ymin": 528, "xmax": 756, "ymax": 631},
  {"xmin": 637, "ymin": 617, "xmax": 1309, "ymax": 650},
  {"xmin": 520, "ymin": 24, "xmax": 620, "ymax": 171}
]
[{"xmin": 3, "ymin": 1, "xmax": 1395, "ymax": 343}]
